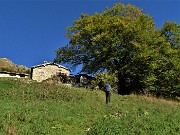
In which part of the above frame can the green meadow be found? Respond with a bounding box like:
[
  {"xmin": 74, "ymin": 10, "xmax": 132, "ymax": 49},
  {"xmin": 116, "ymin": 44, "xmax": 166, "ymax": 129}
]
[{"xmin": 0, "ymin": 78, "xmax": 179, "ymax": 135}]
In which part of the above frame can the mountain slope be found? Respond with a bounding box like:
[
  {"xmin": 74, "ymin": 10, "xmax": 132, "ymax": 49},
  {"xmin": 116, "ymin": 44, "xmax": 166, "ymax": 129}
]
[{"xmin": 0, "ymin": 58, "xmax": 30, "ymax": 73}]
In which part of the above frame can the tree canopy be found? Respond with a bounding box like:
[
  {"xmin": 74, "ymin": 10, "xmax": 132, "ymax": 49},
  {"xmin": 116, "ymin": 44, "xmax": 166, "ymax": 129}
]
[{"xmin": 55, "ymin": 3, "xmax": 180, "ymax": 98}]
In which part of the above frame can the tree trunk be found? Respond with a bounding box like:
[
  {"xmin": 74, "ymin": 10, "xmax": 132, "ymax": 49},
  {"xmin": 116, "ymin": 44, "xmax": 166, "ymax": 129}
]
[{"xmin": 117, "ymin": 73, "xmax": 130, "ymax": 95}]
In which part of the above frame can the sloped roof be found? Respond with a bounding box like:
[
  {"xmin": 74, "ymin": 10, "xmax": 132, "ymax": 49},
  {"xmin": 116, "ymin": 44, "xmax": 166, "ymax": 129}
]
[{"xmin": 31, "ymin": 62, "xmax": 70, "ymax": 71}]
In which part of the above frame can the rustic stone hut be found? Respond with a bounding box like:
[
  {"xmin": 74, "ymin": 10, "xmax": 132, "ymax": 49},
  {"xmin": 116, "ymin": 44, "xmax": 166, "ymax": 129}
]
[
  {"xmin": 0, "ymin": 71, "xmax": 28, "ymax": 78},
  {"xmin": 30, "ymin": 61, "xmax": 70, "ymax": 82},
  {"xmin": 73, "ymin": 74, "xmax": 94, "ymax": 87}
]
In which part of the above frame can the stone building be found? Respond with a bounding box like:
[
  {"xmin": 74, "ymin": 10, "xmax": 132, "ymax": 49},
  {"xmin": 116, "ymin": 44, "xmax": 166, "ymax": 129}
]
[
  {"xmin": 0, "ymin": 71, "xmax": 28, "ymax": 78},
  {"xmin": 72, "ymin": 74, "xmax": 94, "ymax": 87},
  {"xmin": 30, "ymin": 62, "xmax": 70, "ymax": 82}
]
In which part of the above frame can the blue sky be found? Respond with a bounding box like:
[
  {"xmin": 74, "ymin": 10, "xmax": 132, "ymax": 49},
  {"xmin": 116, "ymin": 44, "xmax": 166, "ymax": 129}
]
[{"xmin": 0, "ymin": 0, "xmax": 179, "ymax": 74}]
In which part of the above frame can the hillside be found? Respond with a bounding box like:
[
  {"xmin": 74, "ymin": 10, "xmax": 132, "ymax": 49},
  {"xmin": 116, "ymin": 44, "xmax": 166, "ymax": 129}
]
[
  {"xmin": 0, "ymin": 58, "xmax": 30, "ymax": 74},
  {"xmin": 0, "ymin": 78, "xmax": 179, "ymax": 135}
]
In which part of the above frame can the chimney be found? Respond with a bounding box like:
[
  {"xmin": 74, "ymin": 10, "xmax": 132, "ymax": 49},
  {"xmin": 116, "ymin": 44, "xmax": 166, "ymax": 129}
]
[{"xmin": 44, "ymin": 61, "xmax": 48, "ymax": 64}]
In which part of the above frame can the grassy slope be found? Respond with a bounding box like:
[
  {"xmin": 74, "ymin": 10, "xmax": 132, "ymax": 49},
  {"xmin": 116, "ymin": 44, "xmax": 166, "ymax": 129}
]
[{"xmin": 0, "ymin": 78, "xmax": 179, "ymax": 135}]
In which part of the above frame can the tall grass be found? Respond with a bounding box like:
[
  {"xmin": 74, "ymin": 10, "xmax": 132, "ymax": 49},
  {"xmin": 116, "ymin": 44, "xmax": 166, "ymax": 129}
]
[{"xmin": 0, "ymin": 78, "xmax": 179, "ymax": 135}]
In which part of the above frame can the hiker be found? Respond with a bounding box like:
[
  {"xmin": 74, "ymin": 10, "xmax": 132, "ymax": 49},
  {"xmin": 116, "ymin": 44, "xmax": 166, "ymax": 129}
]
[{"xmin": 104, "ymin": 83, "xmax": 111, "ymax": 104}]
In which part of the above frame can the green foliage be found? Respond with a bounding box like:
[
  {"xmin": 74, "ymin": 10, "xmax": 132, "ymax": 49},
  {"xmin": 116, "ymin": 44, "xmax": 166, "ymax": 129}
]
[
  {"xmin": 0, "ymin": 78, "xmax": 180, "ymax": 135},
  {"xmin": 55, "ymin": 3, "xmax": 180, "ymax": 98},
  {"xmin": 161, "ymin": 22, "xmax": 180, "ymax": 48},
  {"xmin": 55, "ymin": 3, "xmax": 154, "ymax": 72},
  {"xmin": 143, "ymin": 53, "xmax": 180, "ymax": 98}
]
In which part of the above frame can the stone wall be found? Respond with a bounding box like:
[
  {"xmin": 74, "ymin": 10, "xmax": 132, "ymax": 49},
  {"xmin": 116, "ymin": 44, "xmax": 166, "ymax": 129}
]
[{"xmin": 32, "ymin": 65, "xmax": 70, "ymax": 82}]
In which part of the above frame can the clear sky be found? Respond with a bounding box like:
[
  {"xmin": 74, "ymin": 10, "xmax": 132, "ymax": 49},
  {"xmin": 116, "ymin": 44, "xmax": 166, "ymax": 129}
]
[{"xmin": 0, "ymin": 0, "xmax": 179, "ymax": 74}]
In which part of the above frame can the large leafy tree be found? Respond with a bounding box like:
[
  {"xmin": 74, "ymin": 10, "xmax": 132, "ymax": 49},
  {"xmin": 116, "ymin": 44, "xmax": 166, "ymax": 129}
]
[
  {"xmin": 55, "ymin": 3, "xmax": 180, "ymax": 97},
  {"xmin": 146, "ymin": 22, "xmax": 180, "ymax": 98}
]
